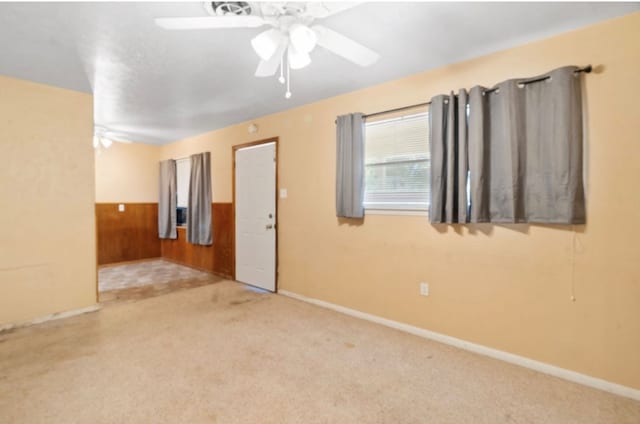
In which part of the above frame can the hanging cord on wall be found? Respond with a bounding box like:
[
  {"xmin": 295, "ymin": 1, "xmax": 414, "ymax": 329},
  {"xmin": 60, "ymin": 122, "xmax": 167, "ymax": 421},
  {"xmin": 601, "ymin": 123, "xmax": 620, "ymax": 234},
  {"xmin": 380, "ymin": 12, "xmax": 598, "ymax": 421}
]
[{"xmin": 569, "ymin": 226, "xmax": 584, "ymax": 302}]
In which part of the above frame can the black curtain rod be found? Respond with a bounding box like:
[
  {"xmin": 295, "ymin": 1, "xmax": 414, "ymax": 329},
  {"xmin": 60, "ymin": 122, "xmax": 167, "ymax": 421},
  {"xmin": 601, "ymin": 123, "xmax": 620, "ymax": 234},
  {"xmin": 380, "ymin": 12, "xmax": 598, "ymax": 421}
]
[{"xmin": 354, "ymin": 65, "xmax": 593, "ymax": 121}]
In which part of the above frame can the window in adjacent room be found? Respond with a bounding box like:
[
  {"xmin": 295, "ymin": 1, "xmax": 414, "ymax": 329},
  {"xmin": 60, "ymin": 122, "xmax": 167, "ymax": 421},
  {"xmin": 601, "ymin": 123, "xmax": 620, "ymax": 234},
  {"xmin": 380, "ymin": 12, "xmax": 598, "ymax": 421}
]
[
  {"xmin": 176, "ymin": 158, "xmax": 190, "ymax": 226},
  {"xmin": 364, "ymin": 109, "xmax": 430, "ymax": 211}
]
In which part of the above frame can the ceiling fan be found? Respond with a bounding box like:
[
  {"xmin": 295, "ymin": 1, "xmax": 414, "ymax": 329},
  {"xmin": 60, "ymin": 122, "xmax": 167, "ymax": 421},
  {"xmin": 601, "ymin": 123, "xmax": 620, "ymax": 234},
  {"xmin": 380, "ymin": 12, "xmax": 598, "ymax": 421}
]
[
  {"xmin": 93, "ymin": 126, "xmax": 132, "ymax": 150},
  {"xmin": 155, "ymin": 2, "xmax": 380, "ymax": 98}
]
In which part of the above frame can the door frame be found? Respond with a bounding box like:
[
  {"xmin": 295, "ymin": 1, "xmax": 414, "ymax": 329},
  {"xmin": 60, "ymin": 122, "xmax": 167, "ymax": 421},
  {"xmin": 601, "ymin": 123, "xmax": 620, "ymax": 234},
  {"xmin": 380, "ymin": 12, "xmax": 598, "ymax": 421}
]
[{"xmin": 232, "ymin": 137, "xmax": 279, "ymax": 292}]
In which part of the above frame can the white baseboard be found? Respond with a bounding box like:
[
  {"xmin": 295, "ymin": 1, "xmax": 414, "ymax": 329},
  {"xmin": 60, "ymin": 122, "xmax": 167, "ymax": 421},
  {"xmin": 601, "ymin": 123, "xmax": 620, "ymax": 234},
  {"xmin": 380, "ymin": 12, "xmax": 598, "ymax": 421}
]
[
  {"xmin": 279, "ymin": 289, "xmax": 640, "ymax": 401},
  {"xmin": 0, "ymin": 304, "xmax": 101, "ymax": 333}
]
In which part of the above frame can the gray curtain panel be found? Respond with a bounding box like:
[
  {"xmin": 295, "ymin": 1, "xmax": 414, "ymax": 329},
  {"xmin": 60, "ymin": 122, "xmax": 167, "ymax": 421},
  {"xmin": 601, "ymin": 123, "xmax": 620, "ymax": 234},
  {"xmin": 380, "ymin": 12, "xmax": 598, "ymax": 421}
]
[
  {"xmin": 336, "ymin": 113, "xmax": 365, "ymax": 219},
  {"xmin": 187, "ymin": 152, "xmax": 213, "ymax": 245},
  {"xmin": 429, "ymin": 90, "xmax": 469, "ymax": 224},
  {"xmin": 431, "ymin": 66, "xmax": 585, "ymax": 224},
  {"xmin": 468, "ymin": 86, "xmax": 491, "ymax": 222},
  {"xmin": 158, "ymin": 159, "xmax": 177, "ymax": 239}
]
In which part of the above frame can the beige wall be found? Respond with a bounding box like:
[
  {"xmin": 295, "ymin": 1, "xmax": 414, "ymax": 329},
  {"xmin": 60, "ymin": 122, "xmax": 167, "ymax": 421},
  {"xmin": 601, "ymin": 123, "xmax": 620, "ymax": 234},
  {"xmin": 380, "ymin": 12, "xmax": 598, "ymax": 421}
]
[
  {"xmin": 163, "ymin": 13, "xmax": 640, "ymax": 389},
  {"xmin": 0, "ymin": 75, "xmax": 96, "ymax": 325},
  {"xmin": 95, "ymin": 141, "xmax": 160, "ymax": 203}
]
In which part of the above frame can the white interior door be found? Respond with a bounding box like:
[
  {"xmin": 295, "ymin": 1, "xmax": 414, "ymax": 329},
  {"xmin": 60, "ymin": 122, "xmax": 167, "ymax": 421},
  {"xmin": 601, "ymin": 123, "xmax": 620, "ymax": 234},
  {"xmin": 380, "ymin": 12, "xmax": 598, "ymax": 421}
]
[{"xmin": 235, "ymin": 142, "xmax": 276, "ymax": 292}]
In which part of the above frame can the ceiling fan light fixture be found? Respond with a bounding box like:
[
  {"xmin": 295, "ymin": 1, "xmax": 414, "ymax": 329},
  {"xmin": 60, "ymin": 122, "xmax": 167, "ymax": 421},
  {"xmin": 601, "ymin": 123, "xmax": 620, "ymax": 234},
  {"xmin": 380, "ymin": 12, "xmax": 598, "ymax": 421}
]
[
  {"xmin": 93, "ymin": 135, "xmax": 113, "ymax": 150},
  {"xmin": 289, "ymin": 23, "xmax": 317, "ymax": 54},
  {"xmin": 100, "ymin": 137, "xmax": 113, "ymax": 148},
  {"xmin": 287, "ymin": 45, "xmax": 311, "ymax": 70},
  {"xmin": 251, "ymin": 29, "xmax": 285, "ymax": 61}
]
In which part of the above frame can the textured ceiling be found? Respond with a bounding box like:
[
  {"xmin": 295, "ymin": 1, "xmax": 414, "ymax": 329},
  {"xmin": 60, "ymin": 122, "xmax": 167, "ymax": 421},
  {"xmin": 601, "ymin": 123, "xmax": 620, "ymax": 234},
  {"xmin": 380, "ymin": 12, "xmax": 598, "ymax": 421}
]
[{"xmin": 0, "ymin": 2, "xmax": 637, "ymax": 144}]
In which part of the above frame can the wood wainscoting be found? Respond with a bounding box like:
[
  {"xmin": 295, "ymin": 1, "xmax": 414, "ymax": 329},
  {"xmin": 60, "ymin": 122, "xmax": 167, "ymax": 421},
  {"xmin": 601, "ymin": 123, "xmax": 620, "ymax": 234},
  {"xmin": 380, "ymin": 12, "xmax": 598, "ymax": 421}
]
[
  {"xmin": 160, "ymin": 203, "xmax": 234, "ymax": 279},
  {"xmin": 96, "ymin": 203, "xmax": 161, "ymax": 265}
]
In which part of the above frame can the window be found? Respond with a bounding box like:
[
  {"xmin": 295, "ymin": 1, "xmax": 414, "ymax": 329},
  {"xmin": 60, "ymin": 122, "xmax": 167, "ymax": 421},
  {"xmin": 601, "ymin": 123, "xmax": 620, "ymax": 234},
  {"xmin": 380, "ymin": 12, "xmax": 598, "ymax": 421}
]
[
  {"xmin": 364, "ymin": 111, "xmax": 430, "ymax": 211},
  {"xmin": 176, "ymin": 158, "xmax": 190, "ymax": 225}
]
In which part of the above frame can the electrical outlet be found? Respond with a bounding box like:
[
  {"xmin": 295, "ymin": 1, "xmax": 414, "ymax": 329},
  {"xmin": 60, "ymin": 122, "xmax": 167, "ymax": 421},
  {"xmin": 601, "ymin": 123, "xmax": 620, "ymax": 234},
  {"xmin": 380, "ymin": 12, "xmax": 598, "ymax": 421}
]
[
  {"xmin": 419, "ymin": 282, "xmax": 429, "ymax": 296},
  {"xmin": 118, "ymin": 204, "xmax": 125, "ymax": 212}
]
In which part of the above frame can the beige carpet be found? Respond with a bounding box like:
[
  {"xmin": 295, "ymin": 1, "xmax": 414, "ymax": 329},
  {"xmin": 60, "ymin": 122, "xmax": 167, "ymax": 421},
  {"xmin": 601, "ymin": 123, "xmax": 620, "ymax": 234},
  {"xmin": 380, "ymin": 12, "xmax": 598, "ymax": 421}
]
[{"xmin": 0, "ymin": 281, "xmax": 638, "ymax": 423}]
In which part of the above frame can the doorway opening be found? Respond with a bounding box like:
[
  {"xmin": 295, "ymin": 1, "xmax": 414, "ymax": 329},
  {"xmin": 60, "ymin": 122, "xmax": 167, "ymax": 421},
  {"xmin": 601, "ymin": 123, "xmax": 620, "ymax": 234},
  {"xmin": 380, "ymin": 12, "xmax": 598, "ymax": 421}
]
[{"xmin": 94, "ymin": 151, "xmax": 225, "ymax": 305}]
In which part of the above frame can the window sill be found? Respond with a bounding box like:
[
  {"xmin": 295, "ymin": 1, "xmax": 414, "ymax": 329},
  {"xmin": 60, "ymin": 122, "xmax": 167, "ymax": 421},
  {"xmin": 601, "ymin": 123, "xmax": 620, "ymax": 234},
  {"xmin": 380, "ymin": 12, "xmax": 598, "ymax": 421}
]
[{"xmin": 365, "ymin": 209, "xmax": 429, "ymax": 217}]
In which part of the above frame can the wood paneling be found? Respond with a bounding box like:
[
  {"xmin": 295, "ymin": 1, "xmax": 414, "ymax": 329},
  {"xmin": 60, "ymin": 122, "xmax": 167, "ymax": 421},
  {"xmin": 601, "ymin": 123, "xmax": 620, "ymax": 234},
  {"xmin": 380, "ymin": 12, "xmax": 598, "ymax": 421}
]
[
  {"xmin": 161, "ymin": 227, "xmax": 211, "ymax": 271},
  {"xmin": 96, "ymin": 203, "xmax": 161, "ymax": 265},
  {"xmin": 212, "ymin": 203, "xmax": 234, "ymax": 278},
  {"xmin": 161, "ymin": 203, "xmax": 234, "ymax": 279}
]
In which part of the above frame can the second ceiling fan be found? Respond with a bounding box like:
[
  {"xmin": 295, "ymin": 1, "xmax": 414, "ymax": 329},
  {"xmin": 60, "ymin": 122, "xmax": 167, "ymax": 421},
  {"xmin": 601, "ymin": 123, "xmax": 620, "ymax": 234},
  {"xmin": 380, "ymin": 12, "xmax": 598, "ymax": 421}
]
[{"xmin": 155, "ymin": 2, "xmax": 380, "ymax": 98}]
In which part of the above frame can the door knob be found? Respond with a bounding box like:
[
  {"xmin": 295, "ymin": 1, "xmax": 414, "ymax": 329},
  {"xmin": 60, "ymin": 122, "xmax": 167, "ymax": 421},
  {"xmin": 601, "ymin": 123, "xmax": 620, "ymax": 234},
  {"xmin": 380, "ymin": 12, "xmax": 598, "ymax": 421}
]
[{"xmin": 266, "ymin": 224, "xmax": 273, "ymax": 230}]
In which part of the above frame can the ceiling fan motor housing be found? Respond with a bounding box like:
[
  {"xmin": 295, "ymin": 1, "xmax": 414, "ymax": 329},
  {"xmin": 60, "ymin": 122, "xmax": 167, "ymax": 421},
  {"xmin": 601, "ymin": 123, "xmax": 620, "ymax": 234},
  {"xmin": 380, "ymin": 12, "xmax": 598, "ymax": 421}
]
[{"xmin": 206, "ymin": 2, "xmax": 254, "ymax": 16}]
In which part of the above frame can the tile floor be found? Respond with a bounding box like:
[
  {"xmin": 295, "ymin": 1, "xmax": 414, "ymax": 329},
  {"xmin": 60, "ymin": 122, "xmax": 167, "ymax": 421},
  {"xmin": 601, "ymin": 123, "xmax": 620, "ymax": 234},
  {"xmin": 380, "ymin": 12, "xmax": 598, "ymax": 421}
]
[{"xmin": 98, "ymin": 259, "xmax": 223, "ymax": 304}]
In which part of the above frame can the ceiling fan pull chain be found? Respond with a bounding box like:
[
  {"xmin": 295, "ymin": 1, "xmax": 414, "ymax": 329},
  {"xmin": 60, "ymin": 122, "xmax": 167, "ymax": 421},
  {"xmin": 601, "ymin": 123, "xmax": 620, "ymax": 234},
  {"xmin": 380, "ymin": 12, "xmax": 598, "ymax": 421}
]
[
  {"xmin": 285, "ymin": 56, "xmax": 292, "ymax": 99},
  {"xmin": 279, "ymin": 55, "xmax": 285, "ymax": 84}
]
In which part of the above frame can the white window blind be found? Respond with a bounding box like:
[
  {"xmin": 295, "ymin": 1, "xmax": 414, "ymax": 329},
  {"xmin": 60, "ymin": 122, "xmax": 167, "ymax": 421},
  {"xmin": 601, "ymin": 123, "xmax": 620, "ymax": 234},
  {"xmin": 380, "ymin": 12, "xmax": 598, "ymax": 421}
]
[{"xmin": 364, "ymin": 112, "xmax": 429, "ymax": 210}]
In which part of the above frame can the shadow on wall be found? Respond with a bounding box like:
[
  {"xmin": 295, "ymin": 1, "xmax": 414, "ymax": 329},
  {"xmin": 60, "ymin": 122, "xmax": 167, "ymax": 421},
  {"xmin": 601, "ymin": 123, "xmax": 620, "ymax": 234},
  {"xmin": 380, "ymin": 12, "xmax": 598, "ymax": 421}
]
[
  {"xmin": 337, "ymin": 217, "xmax": 365, "ymax": 227},
  {"xmin": 431, "ymin": 223, "xmax": 585, "ymax": 236},
  {"xmin": 337, "ymin": 216, "xmax": 585, "ymax": 235}
]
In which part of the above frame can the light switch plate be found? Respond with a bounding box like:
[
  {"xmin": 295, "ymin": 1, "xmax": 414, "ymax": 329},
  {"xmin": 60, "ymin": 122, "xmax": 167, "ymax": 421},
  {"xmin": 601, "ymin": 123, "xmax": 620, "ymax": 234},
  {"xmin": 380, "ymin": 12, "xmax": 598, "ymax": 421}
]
[
  {"xmin": 118, "ymin": 204, "xmax": 125, "ymax": 212},
  {"xmin": 279, "ymin": 188, "xmax": 288, "ymax": 199}
]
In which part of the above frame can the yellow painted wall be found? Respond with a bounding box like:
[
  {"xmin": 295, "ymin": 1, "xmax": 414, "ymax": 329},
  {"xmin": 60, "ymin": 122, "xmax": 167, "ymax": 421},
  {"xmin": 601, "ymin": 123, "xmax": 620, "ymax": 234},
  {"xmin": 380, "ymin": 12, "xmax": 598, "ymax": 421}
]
[
  {"xmin": 95, "ymin": 141, "xmax": 160, "ymax": 203},
  {"xmin": 162, "ymin": 13, "xmax": 640, "ymax": 389},
  {"xmin": 0, "ymin": 75, "xmax": 96, "ymax": 325}
]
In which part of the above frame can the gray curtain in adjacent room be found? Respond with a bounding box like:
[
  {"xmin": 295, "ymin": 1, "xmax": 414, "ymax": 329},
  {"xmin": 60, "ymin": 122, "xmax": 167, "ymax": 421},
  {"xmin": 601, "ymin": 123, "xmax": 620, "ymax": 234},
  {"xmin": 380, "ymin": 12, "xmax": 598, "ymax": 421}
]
[
  {"xmin": 187, "ymin": 152, "xmax": 212, "ymax": 245},
  {"xmin": 158, "ymin": 159, "xmax": 177, "ymax": 239},
  {"xmin": 430, "ymin": 66, "xmax": 585, "ymax": 224},
  {"xmin": 336, "ymin": 113, "xmax": 365, "ymax": 219}
]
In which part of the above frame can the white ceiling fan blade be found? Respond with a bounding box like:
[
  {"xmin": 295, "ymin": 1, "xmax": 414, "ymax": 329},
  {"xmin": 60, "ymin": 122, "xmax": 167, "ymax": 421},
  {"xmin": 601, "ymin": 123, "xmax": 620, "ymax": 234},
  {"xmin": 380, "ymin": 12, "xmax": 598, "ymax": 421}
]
[
  {"xmin": 303, "ymin": 2, "xmax": 359, "ymax": 19},
  {"xmin": 103, "ymin": 132, "xmax": 132, "ymax": 143},
  {"xmin": 155, "ymin": 15, "xmax": 266, "ymax": 30},
  {"xmin": 255, "ymin": 40, "xmax": 288, "ymax": 77},
  {"xmin": 312, "ymin": 25, "xmax": 379, "ymax": 67}
]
